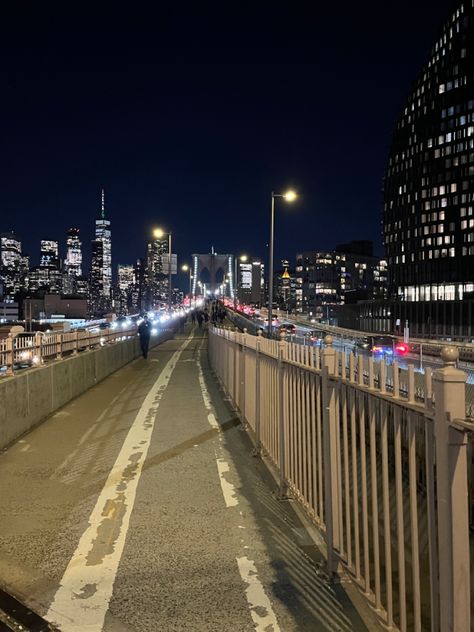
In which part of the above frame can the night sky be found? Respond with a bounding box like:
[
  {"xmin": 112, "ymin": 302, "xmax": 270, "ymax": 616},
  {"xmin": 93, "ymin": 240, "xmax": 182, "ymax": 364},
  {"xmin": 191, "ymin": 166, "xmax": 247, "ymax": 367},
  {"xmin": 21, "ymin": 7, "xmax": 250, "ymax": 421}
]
[{"xmin": 1, "ymin": 1, "xmax": 454, "ymax": 287}]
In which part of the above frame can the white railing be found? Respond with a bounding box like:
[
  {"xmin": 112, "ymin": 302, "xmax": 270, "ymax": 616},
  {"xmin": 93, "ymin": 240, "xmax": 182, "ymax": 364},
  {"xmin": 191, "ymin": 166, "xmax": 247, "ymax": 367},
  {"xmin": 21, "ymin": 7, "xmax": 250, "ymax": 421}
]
[
  {"xmin": 209, "ymin": 326, "xmax": 472, "ymax": 632},
  {"xmin": 0, "ymin": 325, "xmax": 138, "ymax": 376}
]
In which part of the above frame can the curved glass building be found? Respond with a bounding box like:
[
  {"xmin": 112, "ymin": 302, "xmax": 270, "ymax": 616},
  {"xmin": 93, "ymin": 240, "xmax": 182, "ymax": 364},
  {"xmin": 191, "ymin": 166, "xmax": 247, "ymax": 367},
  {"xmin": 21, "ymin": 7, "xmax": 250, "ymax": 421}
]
[{"xmin": 383, "ymin": 1, "xmax": 474, "ymax": 304}]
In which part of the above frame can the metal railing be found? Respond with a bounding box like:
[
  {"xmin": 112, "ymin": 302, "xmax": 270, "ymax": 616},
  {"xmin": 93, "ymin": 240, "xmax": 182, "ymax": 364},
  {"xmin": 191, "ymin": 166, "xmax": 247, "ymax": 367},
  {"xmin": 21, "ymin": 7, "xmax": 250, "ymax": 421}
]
[
  {"xmin": 209, "ymin": 325, "xmax": 472, "ymax": 632},
  {"xmin": 0, "ymin": 325, "xmax": 138, "ymax": 376}
]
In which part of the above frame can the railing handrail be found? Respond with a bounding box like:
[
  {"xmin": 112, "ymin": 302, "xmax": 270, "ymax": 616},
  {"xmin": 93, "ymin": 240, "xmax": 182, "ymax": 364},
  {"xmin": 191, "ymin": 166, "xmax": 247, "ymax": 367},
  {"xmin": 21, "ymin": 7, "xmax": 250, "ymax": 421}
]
[
  {"xmin": 0, "ymin": 325, "xmax": 139, "ymax": 376},
  {"xmin": 208, "ymin": 324, "xmax": 471, "ymax": 631}
]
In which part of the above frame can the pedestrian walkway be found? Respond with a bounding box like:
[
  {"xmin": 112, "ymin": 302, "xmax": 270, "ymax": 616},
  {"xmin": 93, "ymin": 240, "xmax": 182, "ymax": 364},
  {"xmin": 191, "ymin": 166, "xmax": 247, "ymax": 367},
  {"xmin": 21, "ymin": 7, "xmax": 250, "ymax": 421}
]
[{"xmin": 0, "ymin": 326, "xmax": 371, "ymax": 631}]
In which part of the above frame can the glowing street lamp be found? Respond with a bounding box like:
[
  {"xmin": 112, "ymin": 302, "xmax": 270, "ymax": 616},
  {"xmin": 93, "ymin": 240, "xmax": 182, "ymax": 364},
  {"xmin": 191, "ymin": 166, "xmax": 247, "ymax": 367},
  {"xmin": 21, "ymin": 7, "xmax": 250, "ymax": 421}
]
[
  {"xmin": 181, "ymin": 264, "xmax": 193, "ymax": 298},
  {"xmin": 267, "ymin": 191, "xmax": 297, "ymax": 336}
]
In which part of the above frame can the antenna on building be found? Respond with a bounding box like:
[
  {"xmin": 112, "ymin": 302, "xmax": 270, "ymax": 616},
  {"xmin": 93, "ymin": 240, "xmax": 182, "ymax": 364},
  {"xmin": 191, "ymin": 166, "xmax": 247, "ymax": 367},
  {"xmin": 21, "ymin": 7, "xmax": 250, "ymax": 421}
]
[{"xmin": 101, "ymin": 188, "xmax": 105, "ymax": 219}]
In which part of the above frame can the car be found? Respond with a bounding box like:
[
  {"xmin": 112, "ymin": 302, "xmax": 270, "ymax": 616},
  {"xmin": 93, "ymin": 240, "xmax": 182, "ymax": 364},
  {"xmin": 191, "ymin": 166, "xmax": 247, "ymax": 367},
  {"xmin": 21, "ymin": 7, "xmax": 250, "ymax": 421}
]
[
  {"xmin": 371, "ymin": 336, "xmax": 396, "ymax": 355},
  {"xmin": 305, "ymin": 330, "xmax": 320, "ymax": 343},
  {"xmin": 356, "ymin": 337, "xmax": 371, "ymax": 350},
  {"xmin": 278, "ymin": 324, "xmax": 296, "ymax": 337}
]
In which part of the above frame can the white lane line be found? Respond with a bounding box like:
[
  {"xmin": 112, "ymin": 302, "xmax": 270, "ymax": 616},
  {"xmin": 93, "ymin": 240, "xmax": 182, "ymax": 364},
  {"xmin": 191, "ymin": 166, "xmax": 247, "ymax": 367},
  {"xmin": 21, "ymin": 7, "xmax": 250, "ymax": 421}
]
[
  {"xmin": 236, "ymin": 556, "xmax": 281, "ymax": 632},
  {"xmin": 216, "ymin": 457, "xmax": 238, "ymax": 507},
  {"xmin": 45, "ymin": 331, "xmax": 194, "ymax": 632},
  {"xmin": 195, "ymin": 346, "xmax": 281, "ymax": 632}
]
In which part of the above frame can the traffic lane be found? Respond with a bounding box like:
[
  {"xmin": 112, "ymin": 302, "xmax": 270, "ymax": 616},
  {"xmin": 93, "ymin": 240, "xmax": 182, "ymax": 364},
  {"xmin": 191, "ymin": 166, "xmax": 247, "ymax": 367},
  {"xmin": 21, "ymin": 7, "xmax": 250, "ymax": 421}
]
[
  {"xmin": 102, "ymin": 334, "xmax": 261, "ymax": 632},
  {"xmin": 0, "ymin": 337, "xmax": 179, "ymax": 621}
]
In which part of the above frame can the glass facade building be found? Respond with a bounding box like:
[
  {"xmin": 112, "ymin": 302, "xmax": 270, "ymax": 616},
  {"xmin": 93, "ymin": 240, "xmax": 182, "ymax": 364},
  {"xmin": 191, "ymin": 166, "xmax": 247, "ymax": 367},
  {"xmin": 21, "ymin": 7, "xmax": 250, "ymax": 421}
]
[{"xmin": 383, "ymin": 1, "xmax": 474, "ymax": 302}]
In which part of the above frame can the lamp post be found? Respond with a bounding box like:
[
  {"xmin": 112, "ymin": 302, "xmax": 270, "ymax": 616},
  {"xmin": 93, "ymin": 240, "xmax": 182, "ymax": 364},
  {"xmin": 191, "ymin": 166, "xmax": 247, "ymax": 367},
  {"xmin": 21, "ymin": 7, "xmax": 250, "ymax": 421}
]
[
  {"xmin": 153, "ymin": 228, "xmax": 172, "ymax": 312},
  {"xmin": 234, "ymin": 254, "xmax": 248, "ymax": 311},
  {"xmin": 181, "ymin": 264, "xmax": 192, "ymax": 300},
  {"xmin": 267, "ymin": 191, "xmax": 297, "ymax": 336}
]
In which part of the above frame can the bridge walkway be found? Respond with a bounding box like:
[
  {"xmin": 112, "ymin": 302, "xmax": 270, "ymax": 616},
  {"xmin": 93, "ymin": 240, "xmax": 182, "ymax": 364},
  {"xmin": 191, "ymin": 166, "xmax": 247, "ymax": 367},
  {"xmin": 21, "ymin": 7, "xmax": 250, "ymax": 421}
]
[{"xmin": 0, "ymin": 325, "xmax": 370, "ymax": 631}]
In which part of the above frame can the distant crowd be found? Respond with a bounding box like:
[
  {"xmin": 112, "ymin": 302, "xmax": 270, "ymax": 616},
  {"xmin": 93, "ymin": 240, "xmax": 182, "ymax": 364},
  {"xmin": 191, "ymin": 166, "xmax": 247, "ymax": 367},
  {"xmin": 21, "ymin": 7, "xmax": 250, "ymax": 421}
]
[{"xmin": 190, "ymin": 301, "xmax": 226, "ymax": 329}]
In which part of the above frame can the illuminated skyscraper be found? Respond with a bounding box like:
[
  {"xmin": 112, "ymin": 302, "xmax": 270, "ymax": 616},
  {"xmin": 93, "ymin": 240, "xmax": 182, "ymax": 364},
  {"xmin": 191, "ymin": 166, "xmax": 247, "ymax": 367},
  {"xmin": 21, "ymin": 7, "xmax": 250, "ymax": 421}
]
[
  {"xmin": 95, "ymin": 190, "xmax": 112, "ymax": 298},
  {"xmin": 384, "ymin": 3, "xmax": 474, "ymax": 298},
  {"xmin": 89, "ymin": 190, "xmax": 112, "ymax": 316},
  {"xmin": 65, "ymin": 228, "xmax": 82, "ymax": 277},
  {"xmin": 40, "ymin": 240, "xmax": 59, "ymax": 269},
  {"xmin": 0, "ymin": 232, "xmax": 22, "ymax": 296},
  {"xmin": 117, "ymin": 264, "xmax": 135, "ymax": 315},
  {"xmin": 147, "ymin": 235, "xmax": 169, "ymax": 307},
  {"xmin": 382, "ymin": 1, "xmax": 474, "ymax": 336}
]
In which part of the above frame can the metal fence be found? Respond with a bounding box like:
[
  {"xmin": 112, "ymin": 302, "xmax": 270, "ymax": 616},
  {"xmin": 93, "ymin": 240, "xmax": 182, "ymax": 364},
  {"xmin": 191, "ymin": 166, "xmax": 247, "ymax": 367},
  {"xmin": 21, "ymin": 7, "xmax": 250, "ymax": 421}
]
[
  {"xmin": 0, "ymin": 325, "xmax": 138, "ymax": 376},
  {"xmin": 209, "ymin": 326, "xmax": 472, "ymax": 632}
]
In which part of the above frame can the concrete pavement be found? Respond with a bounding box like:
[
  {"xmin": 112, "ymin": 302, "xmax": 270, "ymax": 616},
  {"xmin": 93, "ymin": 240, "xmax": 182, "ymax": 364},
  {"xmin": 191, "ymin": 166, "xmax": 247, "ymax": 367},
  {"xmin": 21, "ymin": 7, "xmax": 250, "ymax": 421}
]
[{"xmin": 0, "ymin": 325, "xmax": 371, "ymax": 631}]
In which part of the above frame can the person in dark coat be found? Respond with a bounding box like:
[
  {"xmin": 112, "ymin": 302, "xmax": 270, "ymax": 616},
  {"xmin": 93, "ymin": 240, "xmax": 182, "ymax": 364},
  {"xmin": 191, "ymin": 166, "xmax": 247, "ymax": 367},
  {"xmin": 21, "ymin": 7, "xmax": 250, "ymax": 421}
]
[
  {"xmin": 137, "ymin": 315, "xmax": 152, "ymax": 359},
  {"xmin": 196, "ymin": 311, "xmax": 204, "ymax": 329}
]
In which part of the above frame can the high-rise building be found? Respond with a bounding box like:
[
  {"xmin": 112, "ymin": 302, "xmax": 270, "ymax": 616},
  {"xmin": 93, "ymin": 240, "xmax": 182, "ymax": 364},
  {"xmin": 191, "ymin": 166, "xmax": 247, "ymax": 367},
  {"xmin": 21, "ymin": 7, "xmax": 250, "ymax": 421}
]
[
  {"xmin": 147, "ymin": 235, "xmax": 169, "ymax": 307},
  {"xmin": 118, "ymin": 264, "xmax": 135, "ymax": 292},
  {"xmin": 89, "ymin": 238, "xmax": 104, "ymax": 316},
  {"xmin": 36, "ymin": 239, "xmax": 62, "ymax": 293},
  {"xmin": 40, "ymin": 240, "xmax": 59, "ymax": 269},
  {"xmin": 237, "ymin": 257, "xmax": 264, "ymax": 305},
  {"xmin": 0, "ymin": 232, "xmax": 22, "ymax": 296},
  {"xmin": 65, "ymin": 228, "xmax": 82, "ymax": 278},
  {"xmin": 130, "ymin": 258, "xmax": 147, "ymax": 313},
  {"xmin": 89, "ymin": 190, "xmax": 112, "ymax": 316},
  {"xmin": 296, "ymin": 244, "xmax": 387, "ymax": 314},
  {"xmin": 95, "ymin": 190, "xmax": 112, "ymax": 298},
  {"xmin": 384, "ymin": 2, "xmax": 474, "ymax": 302},
  {"xmin": 117, "ymin": 264, "xmax": 135, "ymax": 315},
  {"xmin": 381, "ymin": 1, "xmax": 474, "ymax": 337}
]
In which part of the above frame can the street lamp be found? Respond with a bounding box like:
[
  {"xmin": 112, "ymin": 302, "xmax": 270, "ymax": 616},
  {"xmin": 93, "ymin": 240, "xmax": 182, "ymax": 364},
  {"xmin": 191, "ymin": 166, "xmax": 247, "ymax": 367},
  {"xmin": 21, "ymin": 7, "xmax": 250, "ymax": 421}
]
[
  {"xmin": 234, "ymin": 254, "xmax": 248, "ymax": 311},
  {"xmin": 267, "ymin": 191, "xmax": 297, "ymax": 336},
  {"xmin": 153, "ymin": 227, "xmax": 172, "ymax": 311},
  {"xmin": 181, "ymin": 264, "xmax": 193, "ymax": 299}
]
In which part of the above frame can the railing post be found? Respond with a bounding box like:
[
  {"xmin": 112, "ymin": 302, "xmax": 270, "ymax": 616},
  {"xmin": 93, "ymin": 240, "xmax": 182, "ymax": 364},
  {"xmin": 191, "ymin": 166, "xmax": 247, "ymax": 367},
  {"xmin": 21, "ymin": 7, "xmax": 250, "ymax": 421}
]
[
  {"xmin": 240, "ymin": 328, "xmax": 247, "ymax": 426},
  {"xmin": 5, "ymin": 334, "xmax": 14, "ymax": 376},
  {"xmin": 252, "ymin": 329, "xmax": 262, "ymax": 457},
  {"xmin": 322, "ymin": 335, "xmax": 340, "ymax": 576},
  {"xmin": 277, "ymin": 339, "xmax": 289, "ymax": 499},
  {"xmin": 34, "ymin": 332, "xmax": 43, "ymax": 365},
  {"xmin": 433, "ymin": 346, "xmax": 470, "ymax": 632},
  {"xmin": 56, "ymin": 334, "xmax": 62, "ymax": 359}
]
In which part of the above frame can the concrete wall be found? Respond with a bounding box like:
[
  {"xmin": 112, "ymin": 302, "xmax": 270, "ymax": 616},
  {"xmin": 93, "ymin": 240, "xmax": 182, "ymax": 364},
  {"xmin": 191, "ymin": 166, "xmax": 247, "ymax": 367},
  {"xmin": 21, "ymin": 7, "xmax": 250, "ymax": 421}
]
[{"xmin": 0, "ymin": 331, "xmax": 173, "ymax": 451}]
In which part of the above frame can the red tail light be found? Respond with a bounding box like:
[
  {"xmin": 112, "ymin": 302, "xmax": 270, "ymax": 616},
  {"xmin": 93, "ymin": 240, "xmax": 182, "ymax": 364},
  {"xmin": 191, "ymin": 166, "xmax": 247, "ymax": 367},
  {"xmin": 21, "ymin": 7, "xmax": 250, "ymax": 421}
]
[{"xmin": 395, "ymin": 343, "xmax": 409, "ymax": 355}]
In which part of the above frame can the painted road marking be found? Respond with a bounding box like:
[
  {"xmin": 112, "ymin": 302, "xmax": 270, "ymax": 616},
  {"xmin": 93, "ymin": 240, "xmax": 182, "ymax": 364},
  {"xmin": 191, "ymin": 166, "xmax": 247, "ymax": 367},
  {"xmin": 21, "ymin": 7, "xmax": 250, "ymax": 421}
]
[
  {"xmin": 45, "ymin": 332, "xmax": 194, "ymax": 632},
  {"xmin": 196, "ymin": 346, "xmax": 281, "ymax": 632}
]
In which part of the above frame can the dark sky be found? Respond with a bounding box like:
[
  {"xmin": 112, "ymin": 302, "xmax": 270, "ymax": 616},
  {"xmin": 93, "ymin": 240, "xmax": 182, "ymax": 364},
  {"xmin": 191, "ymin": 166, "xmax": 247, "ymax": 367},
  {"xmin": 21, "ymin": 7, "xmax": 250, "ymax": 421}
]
[{"xmin": 1, "ymin": 1, "xmax": 454, "ymax": 286}]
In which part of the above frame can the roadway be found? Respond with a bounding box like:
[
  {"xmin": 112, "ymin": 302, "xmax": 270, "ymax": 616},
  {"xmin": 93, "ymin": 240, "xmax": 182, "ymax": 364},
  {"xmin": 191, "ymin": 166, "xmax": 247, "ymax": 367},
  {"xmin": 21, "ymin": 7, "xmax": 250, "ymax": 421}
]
[
  {"xmin": 253, "ymin": 314, "xmax": 474, "ymax": 385},
  {"xmin": 0, "ymin": 324, "xmax": 371, "ymax": 631}
]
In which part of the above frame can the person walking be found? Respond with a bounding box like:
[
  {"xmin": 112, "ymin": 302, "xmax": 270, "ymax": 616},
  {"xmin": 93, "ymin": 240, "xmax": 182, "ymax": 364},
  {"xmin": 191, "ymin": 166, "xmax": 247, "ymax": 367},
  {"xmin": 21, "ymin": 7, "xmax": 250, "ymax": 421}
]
[
  {"xmin": 196, "ymin": 311, "xmax": 204, "ymax": 329},
  {"xmin": 138, "ymin": 315, "xmax": 152, "ymax": 359}
]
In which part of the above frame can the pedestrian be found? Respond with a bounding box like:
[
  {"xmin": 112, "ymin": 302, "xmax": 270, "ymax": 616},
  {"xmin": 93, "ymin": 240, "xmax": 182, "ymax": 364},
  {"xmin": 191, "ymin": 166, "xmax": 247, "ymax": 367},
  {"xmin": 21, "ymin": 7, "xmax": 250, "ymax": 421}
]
[
  {"xmin": 204, "ymin": 309, "xmax": 209, "ymax": 323},
  {"xmin": 197, "ymin": 312, "xmax": 204, "ymax": 329},
  {"xmin": 191, "ymin": 311, "xmax": 196, "ymax": 325},
  {"xmin": 137, "ymin": 315, "xmax": 152, "ymax": 359}
]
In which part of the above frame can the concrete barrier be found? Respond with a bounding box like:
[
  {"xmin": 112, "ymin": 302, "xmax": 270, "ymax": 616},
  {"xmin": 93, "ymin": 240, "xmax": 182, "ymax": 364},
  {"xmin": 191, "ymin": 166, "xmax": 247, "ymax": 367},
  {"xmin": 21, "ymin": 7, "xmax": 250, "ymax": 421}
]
[{"xmin": 0, "ymin": 329, "xmax": 173, "ymax": 451}]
